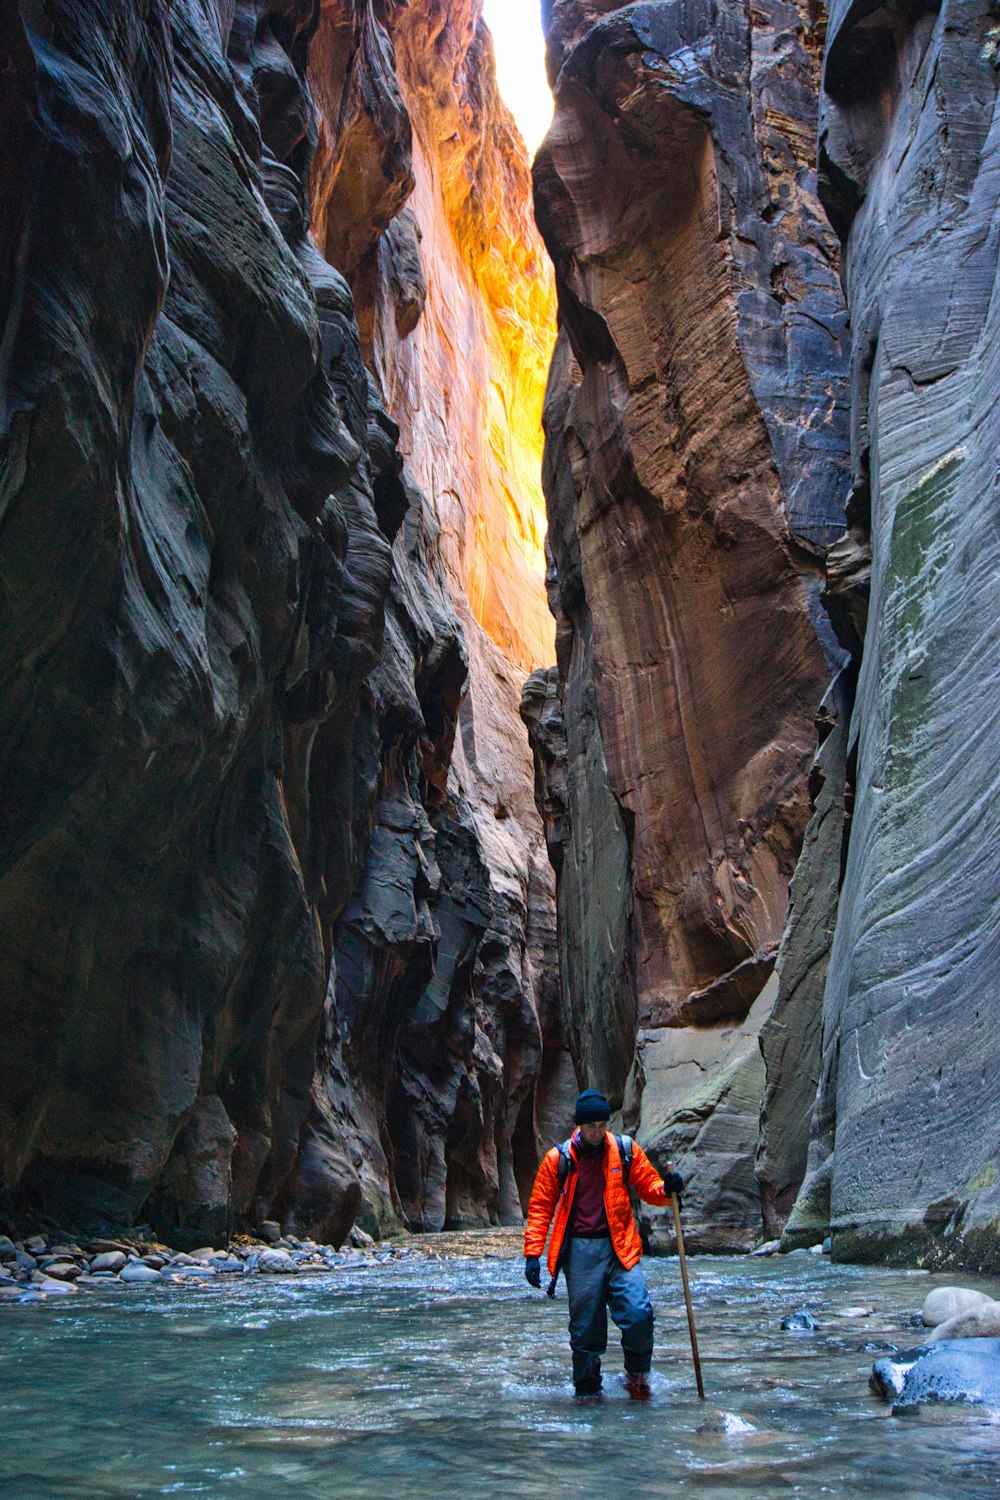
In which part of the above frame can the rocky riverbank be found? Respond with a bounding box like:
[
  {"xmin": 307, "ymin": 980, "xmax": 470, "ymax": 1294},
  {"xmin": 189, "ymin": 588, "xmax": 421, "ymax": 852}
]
[{"xmin": 0, "ymin": 1224, "xmax": 525, "ymax": 1305}]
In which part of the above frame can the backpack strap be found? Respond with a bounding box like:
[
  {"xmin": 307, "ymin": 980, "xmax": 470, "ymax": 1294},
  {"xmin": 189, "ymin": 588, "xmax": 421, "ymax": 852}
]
[
  {"xmin": 555, "ymin": 1138, "xmax": 576, "ymax": 1188},
  {"xmin": 557, "ymin": 1133, "xmax": 633, "ymax": 1186}
]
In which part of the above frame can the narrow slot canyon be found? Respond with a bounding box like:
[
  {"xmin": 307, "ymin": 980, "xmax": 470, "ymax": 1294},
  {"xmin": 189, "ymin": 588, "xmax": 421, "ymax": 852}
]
[{"xmin": 3, "ymin": 0, "xmax": 1000, "ymax": 1490}]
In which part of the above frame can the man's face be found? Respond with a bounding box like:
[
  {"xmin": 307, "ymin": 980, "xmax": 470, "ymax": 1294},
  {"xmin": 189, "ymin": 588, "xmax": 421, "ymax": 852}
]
[{"xmin": 579, "ymin": 1119, "xmax": 608, "ymax": 1147}]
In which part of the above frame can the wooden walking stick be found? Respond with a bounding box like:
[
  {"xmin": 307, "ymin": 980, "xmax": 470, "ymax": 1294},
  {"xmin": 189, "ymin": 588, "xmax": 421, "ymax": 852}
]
[{"xmin": 667, "ymin": 1160, "xmax": 705, "ymax": 1399}]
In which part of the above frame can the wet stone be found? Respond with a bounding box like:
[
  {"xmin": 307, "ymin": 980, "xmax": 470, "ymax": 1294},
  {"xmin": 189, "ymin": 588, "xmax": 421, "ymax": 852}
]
[
  {"xmin": 874, "ymin": 1338, "xmax": 1000, "ymax": 1414},
  {"xmin": 258, "ymin": 1249, "xmax": 297, "ymax": 1275},
  {"xmin": 40, "ymin": 1262, "xmax": 81, "ymax": 1281},
  {"xmin": 90, "ymin": 1252, "xmax": 127, "ymax": 1274},
  {"xmin": 30, "ymin": 1275, "xmax": 78, "ymax": 1295},
  {"xmin": 119, "ymin": 1263, "xmax": 162, "ymax": 1285},
  {"xmin": 921, "ymin": 1286, "xmax": 996, "ymax": 1328},
  {"xmin": 782, "ymin": 1311, "xmax": 818, "ymax": 1331},
  {"xmin": 927, "ymin": 1303, "xmax": 1000, "ymax": 1343},
  {"xmin": 259, "ymin": 1222, "xmax": 281, "ymax": 1244}
]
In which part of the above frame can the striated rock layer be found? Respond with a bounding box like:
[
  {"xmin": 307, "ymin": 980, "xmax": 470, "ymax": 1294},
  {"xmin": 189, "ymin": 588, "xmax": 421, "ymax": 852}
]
[
  {"xmin": 528, "ymin": 0, "xmax": 851, "ymax": 1249},
  {"xmin": 782, "ymin": 0, "xmax": 1000, "ymax": 1270},
  {"xmin": 0, "ymin": 0, "xmax": 560, "ymax": 1243}
]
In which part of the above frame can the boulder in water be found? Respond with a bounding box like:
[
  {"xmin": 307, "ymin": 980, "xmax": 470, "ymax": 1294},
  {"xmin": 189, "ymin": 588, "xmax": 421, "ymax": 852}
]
[
  {"xmin": 119, "ymin": 1262, "xmax": 161, "ymax": 1285},
  {"xmin": 258, "ymin": 1249, "xmax": 297, "ymax": 1274},
  {"xmin": 927, "ymin": 1304, "xmax": 1000, "ymax": 1343},
  {"xmin": 781, "ymin": 1310, "xmax": 817, "ymax": 1331},
  {"xmin": 696, "ymin": 1410, "xmax": 757, "ymax": 1435},
  {"xmin": 921, "ymin": 1287, "xmax": 996, "ymax": 1328},
  {"xmin": 89, "ymin": 1251, "xmax": 127, "ymax": 1274},
  {"xmin": 872, "ymin": 1339, "xmax": 1000, "ymax": 1415}
]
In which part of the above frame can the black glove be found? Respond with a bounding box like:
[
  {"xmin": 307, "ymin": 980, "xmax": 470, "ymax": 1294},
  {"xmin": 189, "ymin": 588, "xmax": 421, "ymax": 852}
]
[
  {"xmin": 662, "ymin": 1170, "xmax": 684, "ymax": 1198},
  {"xmin": 524, "ymin": 1256, "xmax": 541, "ymax": 1288}
]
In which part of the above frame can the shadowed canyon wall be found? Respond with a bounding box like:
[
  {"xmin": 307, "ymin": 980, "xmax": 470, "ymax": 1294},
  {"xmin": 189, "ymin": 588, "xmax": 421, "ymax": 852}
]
[
  {"xmin": 778, "ymin": 0, "xmax": 1000, "ymax": 1271},
  {"xmin": 526, "ymin": 0, "xmax": 852, "ymax": 1250},
  {"xmin": 0, "ymin": 0, "xmax": 562, "ymax": 1245}
]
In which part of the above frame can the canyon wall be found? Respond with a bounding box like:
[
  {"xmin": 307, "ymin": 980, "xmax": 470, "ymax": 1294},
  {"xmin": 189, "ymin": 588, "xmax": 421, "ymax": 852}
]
[
  {"xmin": 528, "ymin": 0, "xmax": 852, "ymax": 1249},
  {"xmin": 531, "ymin": 0, "xmax": 1000, "ymax": 1271},
  {"xmin": 304, "ymin": 0, "xmax": 568, "ymax": 1234},
  {"xmin": 0, "ymin": 0, "xmax": 561, "ymax": 1244},
  {"xmin": 781, "ymin": 0, "xmax": 1000, "ymax": 1271}
]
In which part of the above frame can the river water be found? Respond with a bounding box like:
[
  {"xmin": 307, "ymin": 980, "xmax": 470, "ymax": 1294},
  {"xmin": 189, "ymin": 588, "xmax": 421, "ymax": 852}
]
[{"xmin": 3, "ymin": 1235, "xmax": 999, "ymax": 1499}]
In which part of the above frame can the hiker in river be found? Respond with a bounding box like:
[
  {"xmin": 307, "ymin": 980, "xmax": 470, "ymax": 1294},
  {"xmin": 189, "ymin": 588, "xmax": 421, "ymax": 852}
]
[{"xmin": 523, "ymin": 1089, "xmax": 684, "ymax": 1401}]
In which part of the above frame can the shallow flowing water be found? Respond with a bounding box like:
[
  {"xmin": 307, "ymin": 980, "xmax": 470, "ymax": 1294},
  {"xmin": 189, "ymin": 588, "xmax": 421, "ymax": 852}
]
[{"xmin": 3, "ymin": 1235, "xmax": 999, "ymax": 1499}]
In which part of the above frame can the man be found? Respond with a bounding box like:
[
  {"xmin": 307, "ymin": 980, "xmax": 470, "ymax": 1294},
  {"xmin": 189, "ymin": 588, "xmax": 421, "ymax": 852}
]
[{"xmin": 523, "ymin": 1089, "xmax": 684, "ymax": 1400}]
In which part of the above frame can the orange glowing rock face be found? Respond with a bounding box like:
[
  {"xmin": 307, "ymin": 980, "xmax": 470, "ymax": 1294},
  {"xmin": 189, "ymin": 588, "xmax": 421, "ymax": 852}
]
[{"xmin": 310, "ymin": 0, "xmax": 556, "ymax": 673}]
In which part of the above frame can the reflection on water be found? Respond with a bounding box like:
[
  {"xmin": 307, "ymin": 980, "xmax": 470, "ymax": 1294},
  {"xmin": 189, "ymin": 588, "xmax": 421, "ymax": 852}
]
[{"xmin": 3, "ymin": 1242, "xmax": 999, "ymax": 1499}]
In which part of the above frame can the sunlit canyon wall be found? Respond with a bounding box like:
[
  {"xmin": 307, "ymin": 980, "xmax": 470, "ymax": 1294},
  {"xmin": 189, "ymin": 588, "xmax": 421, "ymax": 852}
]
[
  {"xmin": 303, "ymin": 0, "xmax": 570, "ymax": 1235},
  {"xmin": 0, "ymin": 0, "xmax": 563, "ymax": 1245}
]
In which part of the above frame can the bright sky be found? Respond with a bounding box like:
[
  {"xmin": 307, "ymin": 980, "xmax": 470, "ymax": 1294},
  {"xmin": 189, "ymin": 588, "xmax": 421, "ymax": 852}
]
[{"xmin": 481, "ymin": 0, "xmax": 554, "ymax": 157}]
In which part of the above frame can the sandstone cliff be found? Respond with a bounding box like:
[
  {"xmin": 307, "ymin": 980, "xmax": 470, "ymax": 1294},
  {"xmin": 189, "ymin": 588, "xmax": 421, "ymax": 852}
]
[
  {"xmin": 1, "ymin": 0, "xmax": 380, "ymax": 1241},
  {"xmin": 780, "ymin": 0, "xmax": 1000, "ymax": 1271},
  {"xmin": 528, "ymin": 0, "xmax": 851, "ymax": 1249},
  {"xmin": 0, "ymin": 0, "xmax": 560, "ymax": 1244},
  {"xmin": 304, "ymin": 0, "xmax": 567, "ymax": 1234}
]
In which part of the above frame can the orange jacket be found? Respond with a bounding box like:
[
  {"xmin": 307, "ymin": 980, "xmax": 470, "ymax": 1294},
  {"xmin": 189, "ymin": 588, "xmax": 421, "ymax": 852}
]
[{"xmin": 523, "ymin": 1130, "xmax": 671, "ymax": 1274}]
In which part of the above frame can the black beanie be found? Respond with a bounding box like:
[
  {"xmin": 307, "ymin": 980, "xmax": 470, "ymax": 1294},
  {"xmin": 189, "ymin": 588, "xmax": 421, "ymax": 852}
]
[{"xmin": 574, "ymin": 1089, "xmax": 611, "ymax": 1124}]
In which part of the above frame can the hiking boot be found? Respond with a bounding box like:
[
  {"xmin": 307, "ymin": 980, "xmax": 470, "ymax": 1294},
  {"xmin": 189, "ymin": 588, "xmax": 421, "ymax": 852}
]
[
  {"xmin": 624, "ymin": 1371, "xmax": 651, "ymax": 1401},
  {"xmin": 574, "ymin": 1379, "xmax": 603, "ymax": 1401}
]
